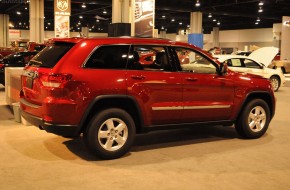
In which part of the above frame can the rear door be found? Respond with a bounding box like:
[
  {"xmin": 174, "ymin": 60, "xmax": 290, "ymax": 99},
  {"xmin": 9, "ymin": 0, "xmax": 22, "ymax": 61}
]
[
  {"xmin": 126, "ymin": 45, "xmax": 183, "ymax": 126},
  {"xmin": 172, "ymin": 47, "xmax": 235, "ymax": 123}
]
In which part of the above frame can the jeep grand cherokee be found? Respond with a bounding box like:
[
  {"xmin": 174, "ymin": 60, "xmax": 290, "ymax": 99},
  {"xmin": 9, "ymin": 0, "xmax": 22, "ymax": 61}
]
[{"xmin": 20, "ymin": 37, "xmax": 276, "ymax": 159}]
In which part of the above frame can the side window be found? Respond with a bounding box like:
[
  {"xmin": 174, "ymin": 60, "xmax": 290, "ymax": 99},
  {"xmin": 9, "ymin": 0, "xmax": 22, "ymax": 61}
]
[
  {"xmin": 230, "ymin": 58, "xmax": 243, "ymax": 67},
  {"xmin": 244, "ymin": 59, "xmax": 261, "ymax": 69},
  {"xmin": 84, "ymin": 45, "xmax": 129, "ymax": 69},
  {"xmin": 175, "ymin": 47, "xmax": 217, "ymax": 74},
  {"xmin": 127, "ymin": 45, "xmax": 172, "ymax": 71}
]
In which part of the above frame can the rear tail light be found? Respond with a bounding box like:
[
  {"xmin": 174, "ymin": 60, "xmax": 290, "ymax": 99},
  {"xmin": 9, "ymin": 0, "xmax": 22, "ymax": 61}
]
[
  {"xmin": 0, "ymin": 63, "xmax": 4, "ymax": 69},
  {"xmin": 39, "ymin": 73, "xmax": 72, "ymax": 88}
]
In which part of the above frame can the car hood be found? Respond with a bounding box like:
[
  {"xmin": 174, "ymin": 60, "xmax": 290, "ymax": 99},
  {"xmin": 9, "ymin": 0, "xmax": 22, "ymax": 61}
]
[{"xmin": 248, "ymin": 47, "xmax": 279, "ymax": 67}]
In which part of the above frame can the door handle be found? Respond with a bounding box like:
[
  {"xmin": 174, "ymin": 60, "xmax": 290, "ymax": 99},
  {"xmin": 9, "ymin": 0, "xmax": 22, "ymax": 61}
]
[
  {"xmin": 185, "ymin": 77, "xmax": 198, "ymax": 81},
  {"xmin": 131, "ymin": 75, "xmax": 145, "ymax": 80}
]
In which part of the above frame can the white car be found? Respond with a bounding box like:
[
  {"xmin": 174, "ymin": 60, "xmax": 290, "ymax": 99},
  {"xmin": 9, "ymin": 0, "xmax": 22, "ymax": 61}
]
[{"xmin": 214, "ymin": 47, "xmax": 285, "ymax": 92}]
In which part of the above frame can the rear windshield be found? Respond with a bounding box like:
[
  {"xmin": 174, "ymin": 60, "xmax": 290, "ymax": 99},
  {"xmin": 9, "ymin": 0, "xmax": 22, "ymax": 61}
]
[{"xmin": 28, "ymin": 42, "xmax": 74, "ymax": 68}]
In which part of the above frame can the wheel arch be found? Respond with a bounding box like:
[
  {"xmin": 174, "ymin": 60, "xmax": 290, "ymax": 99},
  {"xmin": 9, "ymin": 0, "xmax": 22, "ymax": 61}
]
[
  {"xmin": 235, "ymin": 91, "xmax": 275, "ymax": 121},
  {"xmin": 77, "ymin": 95, "xmax": 144, "ymax": 135},
  {"xmin": 270, "ymin": 74, "xmax": 281, "ymax": 82}
]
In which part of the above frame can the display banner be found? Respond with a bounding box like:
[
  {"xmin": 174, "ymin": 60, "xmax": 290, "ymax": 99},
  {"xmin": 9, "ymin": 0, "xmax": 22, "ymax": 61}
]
[
  {"xmin": 188, "ymin": 34, "xmax": 203, "ymax": 49},
  {"xmin": 55, "ymin": 16, "xmax": 69, "ymax": 37},
  {"xmin": 134, "ymin": 0, "xmax": 154, "ymax": 37},
  {"xmin": 54, "ymin": 0, "xmax": 71, "ymax": 37}
]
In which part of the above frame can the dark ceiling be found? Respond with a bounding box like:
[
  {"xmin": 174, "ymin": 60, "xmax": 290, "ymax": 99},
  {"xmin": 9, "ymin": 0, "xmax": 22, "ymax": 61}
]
[{"xmin": 0, "ymin": 0, "xmax": 290, "ymax": 34}]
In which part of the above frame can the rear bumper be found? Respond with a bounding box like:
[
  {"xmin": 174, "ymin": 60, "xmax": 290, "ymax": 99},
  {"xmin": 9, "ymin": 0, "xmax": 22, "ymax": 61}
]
[{"xmin": 21, "ymin": 108, "xmax": 80, "ymax": 137}]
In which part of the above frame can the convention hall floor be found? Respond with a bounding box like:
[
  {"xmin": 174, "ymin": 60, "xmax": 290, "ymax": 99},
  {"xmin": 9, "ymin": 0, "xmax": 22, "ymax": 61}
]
[{"xmin": 0, "ymin": 82, "xmax": 290, "ymax": 190}]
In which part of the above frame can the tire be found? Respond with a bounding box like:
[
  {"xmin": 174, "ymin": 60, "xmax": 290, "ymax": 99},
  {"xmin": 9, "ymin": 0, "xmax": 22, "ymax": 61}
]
[
  {"xmin": 235, "ymin": 99, "xmax": 270, "ymax": 139},
  {"xmin": 84, "ymin": 108, "xmax": 136, "ymax": 160},
  {"xmin": 269, "ymin": 76, "xmax": 280, "ymax": 92}
]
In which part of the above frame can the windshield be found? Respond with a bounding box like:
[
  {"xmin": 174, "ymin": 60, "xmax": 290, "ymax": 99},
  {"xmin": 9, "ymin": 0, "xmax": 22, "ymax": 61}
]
[{"xmin": 29, "ymin": 42, "xmax": 75, "ymax": 68}]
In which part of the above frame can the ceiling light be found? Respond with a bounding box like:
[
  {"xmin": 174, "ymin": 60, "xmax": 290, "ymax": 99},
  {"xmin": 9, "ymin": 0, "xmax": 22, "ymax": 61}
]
[
  {"xmin": 179, "ymin": 22, "xmax": 182, "ymax": 25},
  {"xmin": 257, "ymin": 17, "xmax": 261, "ymax": 22},
  {"xmin": 258, "ymin": 1, "xmax": 264, "ymax": 6},
  {"xmin": 79, "ymin": 16, "xmax": 83, "ymax": 19},
  {"xmin": 255, "ymin": 22, "xmax": 259, "ymax": 25},
  {"xmin": 195, "ymin": 0, "xmax": 200, "ymax": 7},
  {"xmin": 213, "ymin": 19, "xmax": 216, "ymax": 22},
  {"xmin": 103, "ymin": 10, "xmax": 107, "ymax": 14},
  {"xmin": 258, "ymin": 7, "xmax": 263, "ymax": 12},
  {"xmin": 161, "ymin": 26, "xmax": 164, "ymax": 30},
  {"xmin": 171, "ymin": 18, "xmax": 175, "ymax": 22},
  {"xmin": 217, "ymin": 21, "xmax": 221, "ymax": 25},
  {"xmin": 82, "ymin": 3, "xmax": 86, "ymax": 8},
  {"xmin": 208, "ymin": 13, "xmax": 212, "ymax": 18},
  {"xmin": 162, "ymin": 15, "xmax": 165, "ymax": 18},
  {"xmin": 16, "ymin": 11, "xmax": 21, "ymax": 15}
]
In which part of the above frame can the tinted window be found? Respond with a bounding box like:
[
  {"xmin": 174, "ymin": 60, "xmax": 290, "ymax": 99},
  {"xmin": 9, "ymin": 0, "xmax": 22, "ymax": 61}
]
[
  {"xmin": 127, "ymin": 45, "xmax": 172, "ymax": 71},
  {"xmin": 85, "ymin": 45, "xmax": 129, "ymax": 69},
  {"xmin": 29, "ymin": 42, "xmax": 74, "ymax": 68}
]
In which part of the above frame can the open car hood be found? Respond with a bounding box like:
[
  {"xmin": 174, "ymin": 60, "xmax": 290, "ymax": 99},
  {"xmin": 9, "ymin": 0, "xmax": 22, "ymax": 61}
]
[{"xmin": 248, "ymin": 47, "xmax": 279, "ymax": 67}]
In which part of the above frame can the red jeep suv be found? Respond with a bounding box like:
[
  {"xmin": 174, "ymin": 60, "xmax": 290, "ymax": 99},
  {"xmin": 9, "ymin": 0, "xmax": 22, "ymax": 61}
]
[{"xmin": 20, "ymin": 37, "xmax": 276, "ymax": 159}]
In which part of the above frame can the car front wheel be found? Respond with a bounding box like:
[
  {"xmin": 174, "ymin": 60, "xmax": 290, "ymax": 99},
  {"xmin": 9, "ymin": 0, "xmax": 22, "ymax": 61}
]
[
  {"xmin": 84, "ymin": 108, "xmax": 136, "ymax": 159},
  {"xmin": 235, "ymin": 99, "xmax": 270, "ymax": 139}
]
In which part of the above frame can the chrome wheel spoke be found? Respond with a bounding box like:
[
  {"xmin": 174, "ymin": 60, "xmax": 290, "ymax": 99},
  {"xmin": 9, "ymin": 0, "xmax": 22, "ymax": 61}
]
[
  {"xmin": 115, "ymin": 135, "xmax": 126, "ymax": 145},
  {"xmin": 249, "ymin": 112, "xmax": 256, "ymax": 120},
  {"xmin": 99, "ymin": 130, "xmax": 108, "ymax": 138},
  {"xmin": 255, "ymin": 122, "xmax": 262, "ymax": 131},
  {"xmin": 259, "ymin": 113, "xmax": 266, "ymax": 121},
  {"xmin": 249, "ymin": 120, "xmax": 256, "ymax": 129},
  {"xmin": 104, "ymin": 138, "xmax": 114, "ymax": 150},
  {"xmin": 105, "ymin": 119, "xmax": 115, "ymax": 130},
  {"xmin": 115, "ymin": 123, "xmax": 125, "ymax": 133}
]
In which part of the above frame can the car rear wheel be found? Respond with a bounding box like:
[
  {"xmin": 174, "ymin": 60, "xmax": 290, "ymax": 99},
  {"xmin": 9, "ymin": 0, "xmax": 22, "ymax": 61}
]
[
  {"xmin": 235, "ymin": 99, "xmax": 270, "ymax": 139},
  {"xmin": 270, "ymin": 76, "xmax": 280, "ymax": 92},
  {"xmin": 84, "ymin": 108, "xmax": 136, "ymax": 160}
]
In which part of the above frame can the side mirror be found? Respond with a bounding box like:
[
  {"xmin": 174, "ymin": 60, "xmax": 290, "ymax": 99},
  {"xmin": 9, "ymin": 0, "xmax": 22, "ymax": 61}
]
[{"xmin": 218, "ymin": 62, "xmax": 228, "ymax": 75}]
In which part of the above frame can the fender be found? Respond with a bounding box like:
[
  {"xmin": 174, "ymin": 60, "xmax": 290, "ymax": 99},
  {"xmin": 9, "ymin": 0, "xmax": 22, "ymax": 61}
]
[
  {"xmin": 233, "ymin": 91, "xmax": 275, "ymax": 121},
  {"xmin": 76, "ymin": 94, "xmax": 145, "ymax": 134}
]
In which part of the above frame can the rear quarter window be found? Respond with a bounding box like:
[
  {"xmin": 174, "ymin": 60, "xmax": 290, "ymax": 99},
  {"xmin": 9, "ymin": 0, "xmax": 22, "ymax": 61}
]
[
  {"xmin": 29, "ymin": 42, "xmax": 74, "ymax": 68},
  {"xmin": 84, "ymin": 45, "xmax": 130, "ymax": 69}
]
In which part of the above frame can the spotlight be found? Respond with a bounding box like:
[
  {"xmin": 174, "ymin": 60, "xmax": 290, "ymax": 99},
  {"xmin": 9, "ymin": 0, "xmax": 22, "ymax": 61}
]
[{"xmin": 195, "ymin": 0, "xmax": 200, "ymax": 7}]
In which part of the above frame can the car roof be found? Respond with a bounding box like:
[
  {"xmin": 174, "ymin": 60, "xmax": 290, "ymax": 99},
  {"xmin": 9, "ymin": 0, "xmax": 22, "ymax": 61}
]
[
  {"xmin": 213, "ymin": 55, "xmax": 249, "ymax": 62},
  {"xmin": 49, "ymin": 37, "xmax": 194, "ymax": 47}
]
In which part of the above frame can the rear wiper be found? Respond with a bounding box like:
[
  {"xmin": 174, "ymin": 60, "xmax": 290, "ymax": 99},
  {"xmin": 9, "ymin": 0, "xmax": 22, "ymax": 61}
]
[{"xmin": 28, "ymin": 60, "xmax": 42, "ymax": 66}]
